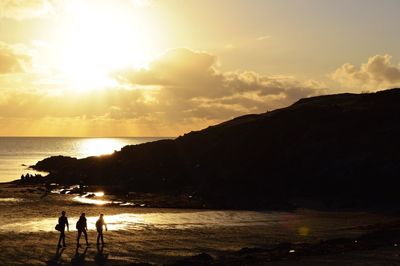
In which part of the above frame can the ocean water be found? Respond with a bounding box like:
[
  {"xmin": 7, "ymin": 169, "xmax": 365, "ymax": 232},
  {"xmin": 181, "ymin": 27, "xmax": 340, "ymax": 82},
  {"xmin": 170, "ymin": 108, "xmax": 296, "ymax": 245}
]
[{"xmin": 0, "ymin": 137, "xmax": 164, "ymax": 182}]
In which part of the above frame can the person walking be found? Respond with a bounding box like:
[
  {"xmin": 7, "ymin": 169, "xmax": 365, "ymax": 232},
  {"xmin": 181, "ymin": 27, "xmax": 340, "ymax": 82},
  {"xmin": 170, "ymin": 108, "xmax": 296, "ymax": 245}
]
[
  {"xmin": 95, "ymin": 214, "xmax": 107, "ymax": 245},
  {"xmin": 76, "ymin": 213, "xmax": 89, "ymax": 246},
  {"xmin": 57, "ymin": 210, "xmax": 69, "ymax": 247}
]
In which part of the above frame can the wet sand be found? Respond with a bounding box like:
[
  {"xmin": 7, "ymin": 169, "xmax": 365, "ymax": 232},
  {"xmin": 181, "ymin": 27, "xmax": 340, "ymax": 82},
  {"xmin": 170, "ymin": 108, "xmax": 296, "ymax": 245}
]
[
  {"xmin": 2, "ymin": 182, "xmax": 400, "ymax": 265},
  {"xmin": 172, "ymin": 229, "xmax": 400, "ymax": 265},
  {"xmin": 4, "ymin": 230, "xmax": 400, "ymax": 265}
]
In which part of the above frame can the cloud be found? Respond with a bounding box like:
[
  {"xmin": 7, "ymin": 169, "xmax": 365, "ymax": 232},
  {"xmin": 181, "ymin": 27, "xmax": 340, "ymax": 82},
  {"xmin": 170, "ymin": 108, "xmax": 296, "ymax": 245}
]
[
  {"xmin": 257, "ymin": 35, "xmax": 271, "ymax": 41},
  {"xmin": 114, "ymin": 48, "xmax": 323, "ymax": 104},
  {"xmin": 331, "ymin": 54, "xmax": 400, "ymax": 90},
  {"xmin": 114, "ymin": 48, "xmax": 222, "ymax": 97},
  {"xmin": 0, "ymin": 48, "xmax": 324, "ymax": 136},
  {"xmin": 0, "ymin": 42, "xmax": 31, "ymax": 73},
  {"xmin": 0, "ymin": 0, "xmax": 60, "ymax": 19},
  {"xmin": 224, "ymin": 44, "xmax": 235, "ymax": 50},
  {"xmin": 112, "ymin": 48, "xmax": 325, "ymax": 124}
]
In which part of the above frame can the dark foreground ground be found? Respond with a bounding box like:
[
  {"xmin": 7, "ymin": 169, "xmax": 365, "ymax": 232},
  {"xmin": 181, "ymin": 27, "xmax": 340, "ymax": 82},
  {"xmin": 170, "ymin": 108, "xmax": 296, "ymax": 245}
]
[
  {"xmin": 3, "ymin": 183, "xmax": 400, "ymax": 265},
  {"xmin": 45, "ymin": 224, "xmax": 400, "ymax": 265},
  {"xmin": 169, "ymin": 225, "xmax": 400, "ymax": 266}
]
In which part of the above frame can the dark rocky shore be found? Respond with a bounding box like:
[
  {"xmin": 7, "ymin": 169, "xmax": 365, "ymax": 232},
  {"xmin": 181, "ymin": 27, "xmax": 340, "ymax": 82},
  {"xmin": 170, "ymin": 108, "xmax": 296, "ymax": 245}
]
[{"xmin": 31, "ymin": 88, "xmax": 400, "ymax": 210}]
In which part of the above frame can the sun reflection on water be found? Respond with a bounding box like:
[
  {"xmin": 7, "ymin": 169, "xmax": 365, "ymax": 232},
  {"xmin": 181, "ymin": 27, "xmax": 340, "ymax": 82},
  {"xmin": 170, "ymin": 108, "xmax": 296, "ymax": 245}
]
[
  {"xmin": 94, "ymin": 192, "xmax": 104, "ymax": 197},
  {"xmin": 87, "ymin": 214, "xmax": 144, "ymax": 231},
  {"xmin": 72, "ymin": 192, "xmax": 137, "ymax": 206},
  {"xmin": 73, "ymin": 196, "xmax": 111, "ymax": 205},
  {"xmin": 73, "ymin": 191, "xmax": 109, "ymax": 205},
  {"xmin": 0, "ymin": 213, "xmax": 144, "ymax": 232},
  {"xmin": 0, "ymin": 211, "xmax": 279, "ymax": 233},
  {"xmin": 78, "ymin": 138, "xmax": 126, "ymax": 157},
  {"xmin": 0, "ymin": 198, "xmax": 22, "ymax": 202}
]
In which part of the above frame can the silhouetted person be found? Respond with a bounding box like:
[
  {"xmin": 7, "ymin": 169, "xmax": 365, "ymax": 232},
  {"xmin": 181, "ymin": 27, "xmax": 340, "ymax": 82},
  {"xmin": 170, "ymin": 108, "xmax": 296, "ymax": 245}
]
[
  {"xmin": 57, "ymin": 211, "xmax": 69, "ymax": 247},
  {"xmin": 94, "ymin": 243, "xmax": 108, "ymax": 266},
  {"xmin": 71, "ymin": 246, "xmax": 88, "ymax": 266},
  {"xmin": 96, "ymin": 214, "xmax": 107, "ymax": 245},
  {"xmin": 76, "ymin": 213, "xmax": 89, "ymax": 246}
]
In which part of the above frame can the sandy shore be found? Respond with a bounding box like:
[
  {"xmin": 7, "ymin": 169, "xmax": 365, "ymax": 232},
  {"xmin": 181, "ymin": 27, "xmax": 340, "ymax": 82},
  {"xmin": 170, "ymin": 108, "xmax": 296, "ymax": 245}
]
[
  {"xmin": 2, "ymin": 182, "xmax": 400, "ymax": 265},
  {"xmin": 2, "ymin": 226, "xmax": 400, "ymax": 266},
  {"xmin": 170, "ymin": 229, "xmax": 400, "ymax": 265}
]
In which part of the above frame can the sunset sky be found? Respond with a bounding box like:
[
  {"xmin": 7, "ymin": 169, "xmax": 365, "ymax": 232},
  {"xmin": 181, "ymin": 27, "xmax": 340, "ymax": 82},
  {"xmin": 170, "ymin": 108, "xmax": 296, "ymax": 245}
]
[{"xmin": 1, "ymin": 0, "xmax": 400, "ymax": 136}]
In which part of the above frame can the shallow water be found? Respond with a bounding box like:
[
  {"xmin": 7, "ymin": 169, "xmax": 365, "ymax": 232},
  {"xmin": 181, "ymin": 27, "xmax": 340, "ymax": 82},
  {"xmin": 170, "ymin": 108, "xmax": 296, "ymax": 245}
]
[{"xmin": 0, "ymin": 185, "xmax": 398, "ymax": 265}]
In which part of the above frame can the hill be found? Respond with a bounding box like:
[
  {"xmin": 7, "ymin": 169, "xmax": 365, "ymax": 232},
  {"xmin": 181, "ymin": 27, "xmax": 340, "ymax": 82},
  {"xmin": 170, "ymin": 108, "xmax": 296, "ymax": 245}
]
[{"xmin": 33, "ymin": 89, "xmax": 400, "ymax": 209}]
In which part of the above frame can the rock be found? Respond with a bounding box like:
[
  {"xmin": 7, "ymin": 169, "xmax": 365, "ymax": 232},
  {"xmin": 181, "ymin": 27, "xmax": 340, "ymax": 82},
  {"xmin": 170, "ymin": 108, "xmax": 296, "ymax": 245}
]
[{"xmin": 30, "ymin": 88, "xmax": 400, "ymax": 210}]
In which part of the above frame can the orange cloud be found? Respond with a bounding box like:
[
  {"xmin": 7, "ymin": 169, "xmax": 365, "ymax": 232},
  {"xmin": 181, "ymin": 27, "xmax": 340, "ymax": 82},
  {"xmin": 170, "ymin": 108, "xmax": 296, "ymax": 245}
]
[
  {"xmin": 0, "ymin": 42, "xmax": 31, "ymax": 73},
  {"xmin": 0, "ymin": 48, "xmax": 324, "ymax": 136},
  {"xmin": 114, "ymin": 48, "xmax": 323, "ymax": 102},
  {"xmin": 0, "ymin": 0, "xmax": 58, "ymax": 19},
  {"xmin": 331, "ymin": 54, "xmax": 400, "ymax": 90}
]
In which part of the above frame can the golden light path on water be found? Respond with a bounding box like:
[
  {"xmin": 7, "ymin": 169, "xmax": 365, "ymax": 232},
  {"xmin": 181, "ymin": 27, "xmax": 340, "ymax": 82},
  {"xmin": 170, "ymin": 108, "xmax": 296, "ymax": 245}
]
[
  {"xmin": 0, "ymin": 202, "xmax": 281, "ymax": 233},
  {"xmin": 72, "ymin": 192, "xmax": 110, "ymax": 205},
  {"xmin": 0, "ymin": 198, "xmax": 22, "ymax": 202},
  {"xmin": 0, "ymin": 214, "xmax": 143, "ymax": 232},
  {"xmin": 71, "ymin": 192, "xmax": 140, "ymax": 207},
  {"xmin": 78, "ymin": 138, "xmax": 126, "ymax": 157}
]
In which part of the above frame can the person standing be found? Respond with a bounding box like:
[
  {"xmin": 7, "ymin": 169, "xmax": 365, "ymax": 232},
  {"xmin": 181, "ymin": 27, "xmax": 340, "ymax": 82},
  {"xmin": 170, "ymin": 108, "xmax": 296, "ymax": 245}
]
[
  {"xmin": 76, "ymin": 213, "xmax": 89, "ymax": 246},
  {"xmin": 95, "ymin": 214, "xmax": 107, "ymax": 245},
  {"xmin": 58, "ymin": 211, "xmax": 69, "ymax": 247}
]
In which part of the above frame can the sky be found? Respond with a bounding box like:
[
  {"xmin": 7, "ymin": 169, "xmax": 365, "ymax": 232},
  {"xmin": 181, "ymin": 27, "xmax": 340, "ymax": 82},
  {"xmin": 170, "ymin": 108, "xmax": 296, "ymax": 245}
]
[{"xmin": 1, "ymin": 0, "xmax": 400, "ymax": 137}]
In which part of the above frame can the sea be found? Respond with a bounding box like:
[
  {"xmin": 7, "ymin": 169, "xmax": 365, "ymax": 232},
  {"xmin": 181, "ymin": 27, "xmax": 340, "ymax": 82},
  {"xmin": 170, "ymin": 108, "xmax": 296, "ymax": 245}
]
[
  {"xmin": 0, "ymin": 137, "xmax": 164, "ymax": 183},
  {"xmin": 0, "ymin": 137, "xmax": 398, "ymax": 265}
]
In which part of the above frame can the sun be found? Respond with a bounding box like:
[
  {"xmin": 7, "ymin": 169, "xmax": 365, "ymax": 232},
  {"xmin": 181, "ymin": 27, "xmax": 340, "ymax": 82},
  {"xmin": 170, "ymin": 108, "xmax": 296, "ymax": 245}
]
[
  {"xmin": 56, "ymin": 1, "xmax": 157, "ymax": 91},
  {"xmin": 131, "ymin": 0, "xmax": 150, "ymax": 7}
]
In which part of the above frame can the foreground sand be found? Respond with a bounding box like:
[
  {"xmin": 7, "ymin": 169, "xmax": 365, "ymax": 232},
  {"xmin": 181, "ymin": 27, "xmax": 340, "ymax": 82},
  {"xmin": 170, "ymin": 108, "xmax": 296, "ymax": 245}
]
[
  {"xmin": 173, "ymin": 247, "xmax": 400, "ymax": 266},
  {"xmin": 2, "ymin": 232, "xmax": 400, "ymax": 265},
  {"xmin": 171, "ymin": 221, "xmax": 400, "ymax": 265},
  {"xmin": 2, "ymin": 183, "xmax": 400, "ymax": 265}
]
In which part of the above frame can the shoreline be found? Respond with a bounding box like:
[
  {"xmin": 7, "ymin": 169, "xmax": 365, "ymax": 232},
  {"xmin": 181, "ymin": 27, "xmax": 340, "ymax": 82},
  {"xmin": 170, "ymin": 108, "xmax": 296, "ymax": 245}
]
[
  {"xmin": 5, "ymin": 181, "xmax": 400, "ymax": 213},
  {"xmin": 4, "ymin": 181, "xmax": 297, "ymax": 211},
  {"xmin": 2, "ymin": 183, "xmax": 400, "ymax": 265}
]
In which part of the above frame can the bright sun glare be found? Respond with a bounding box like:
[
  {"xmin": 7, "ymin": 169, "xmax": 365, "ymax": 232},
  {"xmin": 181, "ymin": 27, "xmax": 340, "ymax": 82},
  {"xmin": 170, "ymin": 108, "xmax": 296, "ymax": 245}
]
[
  {"xmin": 58, "ymin": 1, "xmax": 155, "ymax": 91},
  {"xmin": 79, "ymin": 138, "xmax": 125, "ymax": 157}
]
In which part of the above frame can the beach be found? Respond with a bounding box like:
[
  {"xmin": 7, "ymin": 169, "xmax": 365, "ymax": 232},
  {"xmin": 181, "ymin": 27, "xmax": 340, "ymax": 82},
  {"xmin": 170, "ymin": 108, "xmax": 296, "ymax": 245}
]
[
  {"xmin": 1, "ymin": 0, "xmax": 399, "ymax": 264},
  {"xmin": 1, "ymin": 182, "xmax": 400, "ymax": 265}
]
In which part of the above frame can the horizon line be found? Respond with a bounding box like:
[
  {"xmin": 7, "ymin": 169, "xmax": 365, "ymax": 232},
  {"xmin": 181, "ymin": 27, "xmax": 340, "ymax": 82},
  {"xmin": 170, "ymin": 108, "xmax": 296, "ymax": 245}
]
[{"xmin": 0, "ymin": 136, "xmax": 175, "ymax": 138}]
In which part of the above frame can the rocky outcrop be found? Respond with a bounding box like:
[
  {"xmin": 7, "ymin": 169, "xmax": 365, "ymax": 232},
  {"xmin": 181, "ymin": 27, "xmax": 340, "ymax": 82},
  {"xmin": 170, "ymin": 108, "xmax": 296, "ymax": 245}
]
[{"xmin": 33, "ymin": 89, "xmax": 400, "ymax": 209}]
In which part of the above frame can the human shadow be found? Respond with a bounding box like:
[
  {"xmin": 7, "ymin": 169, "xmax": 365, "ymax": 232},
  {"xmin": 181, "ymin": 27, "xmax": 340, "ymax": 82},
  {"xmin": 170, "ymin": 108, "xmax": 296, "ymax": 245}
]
[
  {"xmin": 46, "ymin": 246, "xmax": 65, "ymax": 266},
  {"xmin": 94, "ymin": 244, "xmax": 108, "ymax": 266},
  {"xmin": 71, "ymin": 246, "xmax": 88, "ymax": 266}
]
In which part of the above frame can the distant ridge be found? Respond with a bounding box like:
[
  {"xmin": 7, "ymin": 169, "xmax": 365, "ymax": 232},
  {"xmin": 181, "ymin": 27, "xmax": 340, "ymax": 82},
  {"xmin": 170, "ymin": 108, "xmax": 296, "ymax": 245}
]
[{"xmin": 33, "ymin": 88, "xmax": 400, "ymax": 209}]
